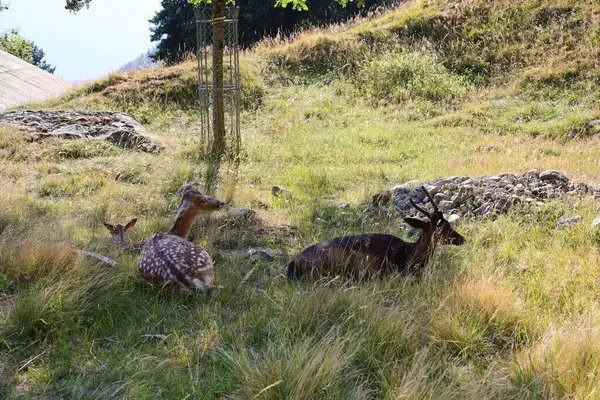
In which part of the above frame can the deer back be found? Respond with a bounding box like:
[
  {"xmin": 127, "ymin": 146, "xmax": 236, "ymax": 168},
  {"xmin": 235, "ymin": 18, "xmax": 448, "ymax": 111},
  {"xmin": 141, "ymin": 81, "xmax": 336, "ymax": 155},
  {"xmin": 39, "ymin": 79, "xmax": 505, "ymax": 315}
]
[{"xmin": 287, "ymin": 233, "xmax": 410, "ymax": 280}]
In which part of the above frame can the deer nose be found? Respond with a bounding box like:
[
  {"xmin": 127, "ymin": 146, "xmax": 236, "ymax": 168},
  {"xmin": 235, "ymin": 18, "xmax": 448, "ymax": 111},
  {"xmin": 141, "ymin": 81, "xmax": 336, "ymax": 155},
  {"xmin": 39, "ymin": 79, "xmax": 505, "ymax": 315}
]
[{"xmin": 218, "ymin": 201, "xmax": 225, "ymax": 208}]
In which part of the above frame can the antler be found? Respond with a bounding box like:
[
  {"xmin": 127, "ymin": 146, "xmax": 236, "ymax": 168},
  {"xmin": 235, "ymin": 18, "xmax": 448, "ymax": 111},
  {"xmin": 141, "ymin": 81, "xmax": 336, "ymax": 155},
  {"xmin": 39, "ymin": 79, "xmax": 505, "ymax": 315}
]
[
  {"xmin": 182, "ymin": 180, "xmax": 199, "ymax": 196},
  {"xmin": 409, "ymin": 198, "xmax": 431, "ymax": 218},
  {"xmin": 421, "ymin": 185, "xmax": 439, "ymax": 212}
]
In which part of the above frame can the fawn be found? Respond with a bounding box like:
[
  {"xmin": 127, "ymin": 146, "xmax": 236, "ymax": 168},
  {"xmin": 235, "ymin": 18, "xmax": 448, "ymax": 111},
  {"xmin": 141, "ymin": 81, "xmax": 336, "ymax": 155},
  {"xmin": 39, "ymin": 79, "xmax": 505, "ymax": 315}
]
[
  {"xmin": 286, "ymin": 186, "xmax": 466, "ymax": 281},
  {"xmin": 104, "ymin": 181, "xmax": 225, "ymax": 292}
]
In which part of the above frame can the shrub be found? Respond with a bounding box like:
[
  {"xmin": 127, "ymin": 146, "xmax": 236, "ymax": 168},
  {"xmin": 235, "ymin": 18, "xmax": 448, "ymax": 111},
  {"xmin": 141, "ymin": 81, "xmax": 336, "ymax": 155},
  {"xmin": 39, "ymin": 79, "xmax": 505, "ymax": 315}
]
[{"xmin": 356, "ymin": 52, "xmax": 472, "ymax": 105}]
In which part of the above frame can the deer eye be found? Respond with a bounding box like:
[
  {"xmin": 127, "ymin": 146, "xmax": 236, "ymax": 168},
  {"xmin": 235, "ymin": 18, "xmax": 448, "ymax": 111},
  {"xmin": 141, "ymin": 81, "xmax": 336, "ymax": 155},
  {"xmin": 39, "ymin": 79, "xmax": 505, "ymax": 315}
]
[{"xmin": 200, "ymin": 198, "xmax": 207, "ymax": 204}]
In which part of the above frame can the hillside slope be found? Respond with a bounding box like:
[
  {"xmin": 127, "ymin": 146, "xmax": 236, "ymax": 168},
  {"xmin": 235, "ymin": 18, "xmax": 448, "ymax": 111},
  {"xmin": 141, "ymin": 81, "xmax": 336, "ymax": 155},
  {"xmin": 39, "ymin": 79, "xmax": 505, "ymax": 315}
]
[{"xmin": 2, "ymin": 0, "xmax": 600, "ymax": 398}]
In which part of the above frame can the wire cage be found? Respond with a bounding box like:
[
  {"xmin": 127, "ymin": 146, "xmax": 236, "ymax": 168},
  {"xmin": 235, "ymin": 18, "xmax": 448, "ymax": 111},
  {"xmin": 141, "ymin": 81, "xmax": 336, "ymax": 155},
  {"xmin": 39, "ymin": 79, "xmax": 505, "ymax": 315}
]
[{"xmin": 195, "ymin": 5, "xmax": 241, "ymax": 154}]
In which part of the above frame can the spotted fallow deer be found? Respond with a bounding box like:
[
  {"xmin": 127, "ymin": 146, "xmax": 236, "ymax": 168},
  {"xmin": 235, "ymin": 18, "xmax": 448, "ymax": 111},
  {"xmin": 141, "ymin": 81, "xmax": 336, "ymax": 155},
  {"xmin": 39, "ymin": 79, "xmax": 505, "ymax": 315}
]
[
  {"xmin": 104, "ymin": 182, "xmax": 225, "ymax": 292},
  {"xmin": 286, "ymin": 186, "xmax": 466, "ymax": 281}
]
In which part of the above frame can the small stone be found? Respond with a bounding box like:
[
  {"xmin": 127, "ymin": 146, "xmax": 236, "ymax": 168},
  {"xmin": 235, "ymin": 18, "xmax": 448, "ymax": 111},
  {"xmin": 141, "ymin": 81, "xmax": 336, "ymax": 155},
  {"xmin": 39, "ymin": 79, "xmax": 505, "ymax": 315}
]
[
  {"xmin": 434, "ymin": 193, "xmax": 450, "ymax": 202},
  {"xmin": 481, "ymin": 145, "xmax": 499, "ymax": 153},
  {"xmin": 230, "ymin": 208, "xmax": 255, "ymax": 218},
  {"xmin": 373, "ymin": 191, "xmax": 392, "ymax": 206},
  {"xmin": 592, "ymin": 217, "xmax": 600, "ymax": 229},
  {"xmin": 314, "ymin": 218, "xmax": 328, "ymax": 228},
  {"xmin": 540, "ymin": 170, "xmax": 568, "ymax": 183},
  {"xmin": 447, "ymin": 214, "xmax": 460, "ymax": 223},
  {"xmin": 422, "ymin": 184, "xmax": 440, "ymax": 196},
  {"xmin": 335, "ymin": 201, "xmax": 349, "ymax": 208},
  {"xmin": 515, "ymin": 265, "xmax": 529, "ymax": 273},
  {"xmin": 406, "ymin": 227, "xmax": 418, "ymax": 236},
  {"xmin": 588, "ymin": 119, "xmax": 600, "ymax": 127},
  {"xmin": 247, "ymin": 247, "xmax": 284, "ymax": 262},
  {"xmin": 257, "ymin": 201, "xmax": 269, "ymax": 210},
  {"xmin": 392, "ymin": 185, "xmax": 412, "ymax": 196},
  {"xmin": 556, "ymin": 216, "xmax": 583, "ymax": 228},
  {"xmin": 438, "ymin": 200, "xmax": 454, "ymax": 210},
  {"xmin": 272, "ymin": 185, "xmax": 291, "ymax": 197}
]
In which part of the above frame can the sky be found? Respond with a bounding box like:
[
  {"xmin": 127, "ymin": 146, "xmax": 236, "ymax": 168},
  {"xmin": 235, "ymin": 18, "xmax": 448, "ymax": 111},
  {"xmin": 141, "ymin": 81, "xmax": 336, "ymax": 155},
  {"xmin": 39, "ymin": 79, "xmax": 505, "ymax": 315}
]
[{"xmin": 0, "ymin": 0, "xmax": 162, "ymax": 83}]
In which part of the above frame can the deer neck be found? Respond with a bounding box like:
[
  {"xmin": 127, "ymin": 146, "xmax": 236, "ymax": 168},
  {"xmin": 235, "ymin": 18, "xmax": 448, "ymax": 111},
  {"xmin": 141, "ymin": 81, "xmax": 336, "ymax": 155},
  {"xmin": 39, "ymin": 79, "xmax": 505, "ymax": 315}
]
[
  {"xmin": 407, "ymin": 230, "xmax": 436, "ymax": 267},
  {"xmin": 169, "ymin": 210, "xmax": 200, "ymax": 239},
  {"xmin": 113, "ymin": 235, "xmax": 144, "ymax": 254},
  {"xmin": 114, "ymin": 234, "xmax": 128, "ymax": 250}
]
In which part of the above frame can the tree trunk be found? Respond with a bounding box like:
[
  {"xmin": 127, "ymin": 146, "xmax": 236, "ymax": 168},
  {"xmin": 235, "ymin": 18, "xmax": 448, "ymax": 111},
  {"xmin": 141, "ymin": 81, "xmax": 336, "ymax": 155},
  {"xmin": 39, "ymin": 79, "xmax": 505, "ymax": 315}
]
[{"xmin": 211, "ymin": 0, "xmax": 226, "ymax": 156}]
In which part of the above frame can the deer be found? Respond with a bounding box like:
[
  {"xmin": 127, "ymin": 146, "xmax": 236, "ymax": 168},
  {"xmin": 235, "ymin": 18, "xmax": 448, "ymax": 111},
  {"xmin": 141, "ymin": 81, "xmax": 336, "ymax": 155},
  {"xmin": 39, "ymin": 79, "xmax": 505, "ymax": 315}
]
[
  {"xmin": 286, "ymin": 186, "xmax": 466, "ymax": 281},
  {"xmin": 103, "ymin": 181, "xmax": 225, "ymax": 292}
]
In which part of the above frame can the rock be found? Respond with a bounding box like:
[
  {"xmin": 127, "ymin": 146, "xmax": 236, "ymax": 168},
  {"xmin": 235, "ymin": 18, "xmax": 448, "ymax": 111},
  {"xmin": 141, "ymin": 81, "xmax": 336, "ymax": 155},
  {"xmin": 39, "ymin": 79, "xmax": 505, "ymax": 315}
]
[
  {"xmin": 314, "ymin": 218, "xmax": 328, "ymax": 228},
  {"xmin": 540, "ymin": 170, "xmax": 568, "ymax": 183},
  {"xmin": 246, "ymin": 247, "xmax": 284, "ymax": 262},
  {"xmin": 373, "ymin": 191, "xmax": 392, "ymax": 206},
  {"xmin": 592, "ymin": 217, "xmax": 600, "ymax": 229},
  {"xmin": 406, "ymin": 227, "xmax": 418, "ymax": 236},
  {"xmin": 434, "ymin": 193, "xmax": 450, "ymax": 202},
  {"xmin": 588, "ymin": 119, "xmax": 600, "ymax": 127},
  {"xmin": 384, "ymin": 170, "xmax": 598, "ymax": 222},
  {"xmin": 422, "ymin": 184, "xmax": 439, "ymax": 196},
  {"xmin": 515, "ymin": 265, "xmax": 529, "ymax": 273},
  {"xmin": 272, "ymin": 185, "xmax": 291, "ymax": 197},
  {"xmin": 335, "ymin": 201, "xmax": 349, "ymax": 208},
  {"xmin": 447, "ymin": 214, "xmax": 460, "ymax": 223},
  {"xmin": 392, "ymin": 184, "xmax": 412, "ymax": 196},
  {"xmin": 218, "ymin": 247, "xmax": 284, "ymax": 262},
  {"xmin": 438, "ymin": 200, "xmax": 454, "ymax": 210},
  {"xmin": 556, "ymin": 216, "xmax": 583, "ymax": 228},
  {"xmin": 230, "ymin": 208, "xmax": 255, "ymax": 218},
  {"xmin": 0, "ymin": 109, "xmax": 162, "ymax": 152}
]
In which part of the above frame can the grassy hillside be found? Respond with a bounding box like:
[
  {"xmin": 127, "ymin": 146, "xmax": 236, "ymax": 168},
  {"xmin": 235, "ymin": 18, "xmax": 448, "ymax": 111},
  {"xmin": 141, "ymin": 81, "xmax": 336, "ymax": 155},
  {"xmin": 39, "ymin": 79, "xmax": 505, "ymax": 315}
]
[{"xmin": 2, "ymin": 0, "xmax": 600, "ymax": 398}]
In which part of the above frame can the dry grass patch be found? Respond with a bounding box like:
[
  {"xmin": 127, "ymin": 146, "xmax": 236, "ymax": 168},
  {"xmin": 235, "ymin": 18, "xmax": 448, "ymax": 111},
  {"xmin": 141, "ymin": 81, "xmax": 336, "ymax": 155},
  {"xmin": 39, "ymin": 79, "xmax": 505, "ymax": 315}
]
[{"xmin": 513, "ymin": 314, "xmax": 600, "ymax": 397}]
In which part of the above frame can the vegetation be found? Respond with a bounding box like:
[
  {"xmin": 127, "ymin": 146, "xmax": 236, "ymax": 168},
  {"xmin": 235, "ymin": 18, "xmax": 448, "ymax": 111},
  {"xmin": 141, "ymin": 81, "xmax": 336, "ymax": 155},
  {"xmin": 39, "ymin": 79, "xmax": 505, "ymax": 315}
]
[
  {"xmin": 2, "ymin": 0, "xmax": 600, "ymax": 398},
  {"xmin": 66, "ymin": 0, "xmax": 386, "ymax": 65},
  {"xmin": 0, "ymin": 29, "xmax": 56, "ymax": 73}
]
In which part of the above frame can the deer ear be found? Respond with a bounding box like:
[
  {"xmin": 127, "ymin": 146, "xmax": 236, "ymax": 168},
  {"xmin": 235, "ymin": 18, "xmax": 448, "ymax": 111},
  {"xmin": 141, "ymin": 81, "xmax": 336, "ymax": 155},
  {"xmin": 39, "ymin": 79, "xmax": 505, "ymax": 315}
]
[
  {"xmin": 125, "ymin": 218, "xmax": 137, "ymax": 231},
  {"xmin": 175, "ymin": 198, "xmax": 191, "ymax": 218},
  {"xmin": 404, "ymin": 218, "xmax": 428, "ymax": 229},
  {"xmin": 103, "ymin": 223, "xmax": 115, "ymax": 234}
]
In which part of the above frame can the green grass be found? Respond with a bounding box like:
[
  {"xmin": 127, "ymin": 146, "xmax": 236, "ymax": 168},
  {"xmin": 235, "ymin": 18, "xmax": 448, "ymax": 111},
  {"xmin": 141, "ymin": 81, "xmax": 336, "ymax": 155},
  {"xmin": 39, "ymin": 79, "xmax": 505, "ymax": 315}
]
[{"xmin": 3, "ymin": 0, "xmax": 600, "ymax": 398}]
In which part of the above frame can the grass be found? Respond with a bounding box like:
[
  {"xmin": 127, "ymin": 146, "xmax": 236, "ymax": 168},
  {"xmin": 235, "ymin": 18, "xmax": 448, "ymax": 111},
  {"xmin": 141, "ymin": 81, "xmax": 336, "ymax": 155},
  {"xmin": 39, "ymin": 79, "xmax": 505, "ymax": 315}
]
[{"xmin": 2, "ymin": 0, "xmax": 600, "ymax": 398}]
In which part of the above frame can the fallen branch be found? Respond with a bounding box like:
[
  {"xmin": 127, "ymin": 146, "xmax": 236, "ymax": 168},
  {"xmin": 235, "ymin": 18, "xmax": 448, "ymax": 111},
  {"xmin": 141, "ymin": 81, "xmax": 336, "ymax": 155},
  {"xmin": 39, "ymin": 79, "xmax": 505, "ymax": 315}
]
[{"xmin": 76, "ymin": 249, "xmax": 116, "ymax": 266}]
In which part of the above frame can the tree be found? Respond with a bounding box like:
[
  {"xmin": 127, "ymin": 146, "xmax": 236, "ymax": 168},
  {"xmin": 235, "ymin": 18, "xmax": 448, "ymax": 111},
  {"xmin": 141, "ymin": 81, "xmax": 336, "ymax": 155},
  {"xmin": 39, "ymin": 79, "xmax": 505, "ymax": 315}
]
[
  {"xmin": 32, "ymin": 43, "xmax": 57, "ymax": 74},
  {"xmin": 150, "ymin": 0, "xmax": 379, "ymax": 65},
  {"xmin": 0, "ymin": 29, "xmax": 56, "ymax": 73},
  {"xmin": 149, "ymin": 0, "xmax": 197, "ymax": 64},
  {"xmin": 0, "ymin": 29, "xmax": 32, "ymax": 63},
  {"xmin": 63, "ymin": 0, "xmax": 362, "ymax": 155}
]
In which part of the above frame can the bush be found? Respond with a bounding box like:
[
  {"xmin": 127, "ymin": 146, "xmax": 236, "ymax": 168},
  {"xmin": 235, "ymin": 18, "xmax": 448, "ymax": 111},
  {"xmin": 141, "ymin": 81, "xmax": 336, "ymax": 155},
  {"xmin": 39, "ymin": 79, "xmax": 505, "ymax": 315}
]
[{"xmin": 356, "ymin": 52, "xmax": 472, "ymax": 105}]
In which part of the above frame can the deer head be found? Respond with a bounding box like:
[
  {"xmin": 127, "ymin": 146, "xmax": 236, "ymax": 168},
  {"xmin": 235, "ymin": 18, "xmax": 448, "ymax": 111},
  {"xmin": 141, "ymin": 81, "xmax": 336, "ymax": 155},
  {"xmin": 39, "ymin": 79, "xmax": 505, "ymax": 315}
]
[
  {"xmin": 405, "ymin": 186, "xmax": 466, "ymax": 247},
  {"xmin": 169, "ymin": 181, "xmax": 225, "ymax": 238},
  {"xmin": 103, "ymin": 218, "xmax": 138, "ymax": 249}
]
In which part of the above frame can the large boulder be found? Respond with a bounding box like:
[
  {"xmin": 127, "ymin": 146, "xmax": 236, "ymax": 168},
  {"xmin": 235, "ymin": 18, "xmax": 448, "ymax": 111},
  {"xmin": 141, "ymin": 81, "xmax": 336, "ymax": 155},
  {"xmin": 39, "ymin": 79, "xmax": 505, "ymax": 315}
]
[
  {"xmin": 383, "ymin": 171, "xmax": 600, "ymax": 220},
  {"xmin": 0, "ymin": 109, "xmax": 163, "ymax": 153}
]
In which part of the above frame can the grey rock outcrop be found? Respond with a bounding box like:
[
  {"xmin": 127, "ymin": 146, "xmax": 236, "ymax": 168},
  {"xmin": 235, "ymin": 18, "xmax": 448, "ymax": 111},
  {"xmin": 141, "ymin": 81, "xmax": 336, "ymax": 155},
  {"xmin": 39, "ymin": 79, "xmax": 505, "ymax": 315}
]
[
  {"xmin": 0, "ymin": 109, "xmax": 163, "ymax": 153},
  {"xmin": 385, "ymin": 170, "xmax": 600, "ymax": 220}
]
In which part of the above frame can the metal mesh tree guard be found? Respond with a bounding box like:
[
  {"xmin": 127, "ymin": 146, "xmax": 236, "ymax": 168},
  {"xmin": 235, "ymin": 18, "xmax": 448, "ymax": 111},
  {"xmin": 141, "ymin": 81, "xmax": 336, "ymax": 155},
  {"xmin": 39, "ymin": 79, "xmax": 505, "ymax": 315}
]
[{"xmin": 195, "ymin": 5, "xmax": 241, "ymax": 155}]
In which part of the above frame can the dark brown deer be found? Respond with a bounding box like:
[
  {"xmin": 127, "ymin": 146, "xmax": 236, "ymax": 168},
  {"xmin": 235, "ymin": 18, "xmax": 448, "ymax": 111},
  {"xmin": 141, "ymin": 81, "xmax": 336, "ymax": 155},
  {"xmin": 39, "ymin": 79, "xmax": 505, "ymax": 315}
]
[
  {"xmin": 104, "ymin": 182, "xmax": 225, "ymax": 292},
  {"xmin": 286, "ymin": 186, "xmax": 466, "ymax": 281}
]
